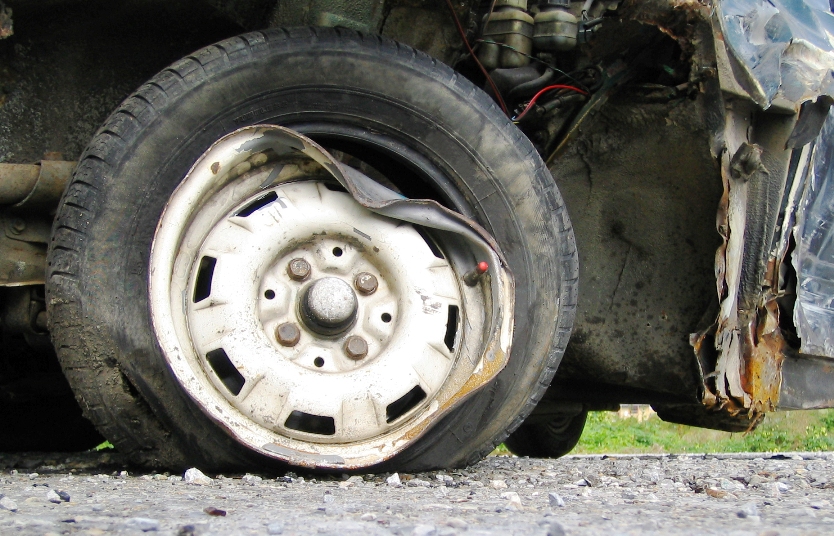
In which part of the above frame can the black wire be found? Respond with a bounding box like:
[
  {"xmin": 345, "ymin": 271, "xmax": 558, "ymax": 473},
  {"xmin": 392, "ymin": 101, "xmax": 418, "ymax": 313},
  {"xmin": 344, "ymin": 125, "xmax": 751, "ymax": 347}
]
[{"xmin": 444, "ymin": 0, "xmax": 510, "ymax": 116}]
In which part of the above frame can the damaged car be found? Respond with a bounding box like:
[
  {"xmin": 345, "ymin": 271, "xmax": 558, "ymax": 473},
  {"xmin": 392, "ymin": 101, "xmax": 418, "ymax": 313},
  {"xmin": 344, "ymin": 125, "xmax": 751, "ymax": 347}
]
[{"xmin": 1, "ymin": 0, "xmax": 833, "ymax": 471}]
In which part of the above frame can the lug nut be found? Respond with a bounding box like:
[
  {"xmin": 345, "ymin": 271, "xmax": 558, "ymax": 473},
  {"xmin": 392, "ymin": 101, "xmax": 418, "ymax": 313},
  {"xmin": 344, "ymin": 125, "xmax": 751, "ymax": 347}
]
[
  {"xmin": 10, "ymin": 218, "xmax": 25, "ymax": 234},
  {"xmin": 354, "ymin": 272, "xmax": 378, "ymax": 295},
  {"xmin": 275, "ymin": 322, "xmax": 301, "ymax": 347},
  {"xmin": 287, "ymin": 258, "xmax": 311, "ymax": 281},
  {"xmin": 344, "ymin": 335, "xmax": 368, "ymax": 360}
]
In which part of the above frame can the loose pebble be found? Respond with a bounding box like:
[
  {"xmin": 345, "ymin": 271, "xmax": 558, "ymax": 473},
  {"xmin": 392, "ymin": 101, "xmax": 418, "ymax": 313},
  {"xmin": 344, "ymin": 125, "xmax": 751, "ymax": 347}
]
[
  {"xmin": 203, "ymin": 506, "xmax": 226, "ymax": 516},
  {"xmin": 183, "ymin": 468, "xmax": 213, "ymax": 486},
  {"xmin": 0, "ymin": 495, "xmax": 18, "ymax": 512},
  {"xmin": 548, "ymin": 492, "xmax": 565, "ymax": 507}
]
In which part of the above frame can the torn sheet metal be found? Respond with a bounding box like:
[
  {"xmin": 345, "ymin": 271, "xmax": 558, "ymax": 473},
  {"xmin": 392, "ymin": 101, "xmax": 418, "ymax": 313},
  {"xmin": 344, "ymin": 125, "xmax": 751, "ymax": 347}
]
[
  {"xmin": 793, "ymin": 115, "xmax": 834, "ymax": 357},
  {"xmin": 695, "ymin": 105, "xmax": 800, "ymax": 419},
  {"xmin": 716, "ymin": 0, "xmax": 834, "ymax": 110}
]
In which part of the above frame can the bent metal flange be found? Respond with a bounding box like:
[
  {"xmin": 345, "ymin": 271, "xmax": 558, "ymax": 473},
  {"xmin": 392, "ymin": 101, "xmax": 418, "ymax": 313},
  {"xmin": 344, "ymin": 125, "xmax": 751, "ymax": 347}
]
[{"xmin": 149, "ymin": 125, "xmax": 514, "ymax": 469}]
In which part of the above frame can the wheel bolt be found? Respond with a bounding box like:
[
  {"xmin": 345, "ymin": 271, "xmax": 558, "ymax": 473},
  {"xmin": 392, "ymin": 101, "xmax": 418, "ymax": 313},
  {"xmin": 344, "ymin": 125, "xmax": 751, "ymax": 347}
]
[
  {"xmin": 275, "ymin": 322, "xmax": 301, "ymax": 347},
  {"xmin": 344, "ymin": 335, "xmax": 368, "ymax": 360},
  {"xmin": 287, "ymin": 258, "xmax": 311, "ymax": 281},
  {"xmin": 354, "ymin": 272, "xmax": 378, "ymax": 295},
  {"xmin": 10, "ymin": 218, "xmax": 25, "ymax": 234}
]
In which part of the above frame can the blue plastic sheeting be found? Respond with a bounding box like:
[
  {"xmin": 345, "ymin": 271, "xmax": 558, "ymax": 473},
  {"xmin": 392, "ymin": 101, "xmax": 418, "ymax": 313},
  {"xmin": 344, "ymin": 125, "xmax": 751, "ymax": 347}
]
[
  {"xmin": 717, "ymin": 0, "xmax": 834, "ymax": 109},
  {"xmin": 794, "ymin": 115, "xmax": 834, "ymax": 357}
]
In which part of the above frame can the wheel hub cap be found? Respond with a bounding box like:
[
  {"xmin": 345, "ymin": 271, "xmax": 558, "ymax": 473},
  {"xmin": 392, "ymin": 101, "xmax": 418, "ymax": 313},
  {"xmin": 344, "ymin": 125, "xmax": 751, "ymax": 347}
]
[{"xmin": 301, "ymin": 277, "xmax": 358, "ymax": 335}]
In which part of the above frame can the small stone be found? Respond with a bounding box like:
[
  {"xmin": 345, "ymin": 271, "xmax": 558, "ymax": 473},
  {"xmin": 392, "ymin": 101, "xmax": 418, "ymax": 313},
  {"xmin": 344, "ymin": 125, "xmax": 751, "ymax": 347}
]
[
  {"xmin": 811, "ymin": 500, "xmax": 830, "ymax": 509},
  {"xmin": 56, "ymin": 490, "xmax": 70, "ymax": 502},
  {"xmin": 267, "ymin": 521, "xmax": 284, "ymax": 534},
  {"xmin": 360, "ymin": 513, "xmax": 376, "ymax": 521},
  {"xmin": 436, "ymin": 474, "xmax": 454, "ymax": 486},
  {"xmin": 445, "ymin": 517, "xmax": 467, "ymax": 529},
  {"xmin": 720, "ymin": 478, "xmax": 743, "ymax": 491},
  {"xmin": 91, "ymin": 504, "xmax": 105, "ymax": 512},
  {"xmin": 548, "ymin": 492, "xmax": 565, "ymax": 507},
  {"xmin": 125, "ymin": 517, "xmax": 160, "ymax": 532},
  {"xmin": 775, "ymin": 482, "xmax": 791, "ymax": 492},
  {"xmin": 140, "ymin": 475, "xmax": 153, "ymax": 481},
  {"xmin": 583, "ymin": 473, "xmax": 601, "ymax": 487},
  {"xmin": 118, "ymin": 471, "xmax": 129, "ymax": 479},
  {"xmin": 241, "ymin": 474, "xmax": 262, "ymax": 485},
  {"xmin": 46, "ymin": 490, "xmax": 62, "ymax": 504},
  {"xmin": 203, "ymin": 506, "xmax": 226, "ymax": 516},
  {"xmin": 747, "ymin": 475, "xmax": 764, "ymax": 487},
  {"xmin": 386, "ymin": 473, "xmax": 401, "ymax": 487},
  {"xmin": 0, "ymin": 496, "xmax": 18, "ymax": 512},
  {"xmin": 490, "ymin": 479, "xmax": 508, "ymax": 489},
  {"xmin": 737, "ymin": 502, "xmax": 759, "ymax": 518},
  {"xmin": 546, "ymin": 520, "xmax": 567, "ymax": 536},
  {"xmin": 153, "ymin": 474, "xmax": 167, "ymax": 481},
  {"xmin": 183, "ymin": 468, "xmax": 213, "ymax": 486},
  {"xmin": 323, "ymin": 492, "xmax": 335, "ymax": 503},
  {"xmin": 28, "ymin": 473, "xmax": 38, "ymax": 480},
  {"xmin": 412, "ymin": 524, "xmax": 436, "ymax": 536},
  {"xmin": 705, "ymin": 487, "xmax": 728, "ymax": 499},
  {"xmin": 167, "ymin": 475, "xmax": 181, "ymax": 482},
  {"xmin": 646, "ymin": 493, "xmax": 659, "ymax": 502},
  {"xmin": 407, "ymin": 478, "xmax": 431, "ymax": 488},
  {"xmin": 501, "ymin": 491, "xmax": 523, "ymax": 509},
  {"xmin": 573, "ymin": 478, "xmax": 588, "ymax": 487},
  {"xmin": 622, "ymin": 491, "xmax": 638, "ymax": 500}
]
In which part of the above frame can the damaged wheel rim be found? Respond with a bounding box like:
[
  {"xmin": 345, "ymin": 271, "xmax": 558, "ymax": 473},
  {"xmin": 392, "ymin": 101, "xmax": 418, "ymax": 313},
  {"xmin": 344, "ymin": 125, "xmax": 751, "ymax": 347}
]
[{"xmin": 149, "ymin": 125, "xmax": 513, "ymax": 468}]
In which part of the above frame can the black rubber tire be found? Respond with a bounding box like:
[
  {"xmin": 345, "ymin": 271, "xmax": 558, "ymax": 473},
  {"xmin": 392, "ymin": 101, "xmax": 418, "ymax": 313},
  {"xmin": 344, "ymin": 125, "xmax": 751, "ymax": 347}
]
[
  {"xmin": 504, "ymin": 410, "xmax": 588, "ymax": 459},
  {"xmin": 46, "ymin": 28, "xmax": 578, "ymax": 472}
]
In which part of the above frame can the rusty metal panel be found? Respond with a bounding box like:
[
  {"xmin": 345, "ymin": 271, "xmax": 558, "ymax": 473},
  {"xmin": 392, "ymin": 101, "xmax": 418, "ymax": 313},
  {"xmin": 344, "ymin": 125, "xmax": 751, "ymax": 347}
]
[{"xmin": 779, "ymin": 351, "xmax": 834, "ymax": 409}]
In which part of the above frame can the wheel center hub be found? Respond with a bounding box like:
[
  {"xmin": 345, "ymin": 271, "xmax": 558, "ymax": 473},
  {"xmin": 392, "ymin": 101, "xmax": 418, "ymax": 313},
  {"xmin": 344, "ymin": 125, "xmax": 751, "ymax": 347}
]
[{"xmin": 301, "ymin": 277, "xmax": 358, "ymax": 335}]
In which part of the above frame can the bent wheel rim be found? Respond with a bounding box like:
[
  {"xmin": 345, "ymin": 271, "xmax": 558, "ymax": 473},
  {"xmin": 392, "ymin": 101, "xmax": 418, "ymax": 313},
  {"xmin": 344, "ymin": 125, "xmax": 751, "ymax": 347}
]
[{"xmin": 149, "ymin": 126, "xmax": 496, "ymax": 468}]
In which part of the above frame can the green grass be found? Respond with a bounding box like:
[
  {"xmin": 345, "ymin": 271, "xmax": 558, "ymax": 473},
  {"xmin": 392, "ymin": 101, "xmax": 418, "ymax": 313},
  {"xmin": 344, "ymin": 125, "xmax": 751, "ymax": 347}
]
[
  {"xmin": 574, "ymin": 409, "xmax": 834, "ymax": 454},
  {"xmin": 492, "ymin": 409, "xmax": 834, "ymax": 456}
]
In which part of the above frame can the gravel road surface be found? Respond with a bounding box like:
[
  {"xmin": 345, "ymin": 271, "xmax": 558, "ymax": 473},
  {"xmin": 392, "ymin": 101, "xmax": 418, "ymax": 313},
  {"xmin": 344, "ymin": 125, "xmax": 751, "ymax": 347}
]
[{"xmin": 2, "ymin": 451, "xmax": 833, "ymax": 535}]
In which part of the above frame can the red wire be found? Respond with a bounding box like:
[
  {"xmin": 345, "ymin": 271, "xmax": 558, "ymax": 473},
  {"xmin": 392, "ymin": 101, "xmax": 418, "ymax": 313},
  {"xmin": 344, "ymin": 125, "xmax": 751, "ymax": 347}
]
[
  {"xmin": 444, "ymin": 0, "xmax": 510, "ymax": 117},
  {"xmin": 513, "ymin": 84, "xmax": 589, "ymax": 121}
]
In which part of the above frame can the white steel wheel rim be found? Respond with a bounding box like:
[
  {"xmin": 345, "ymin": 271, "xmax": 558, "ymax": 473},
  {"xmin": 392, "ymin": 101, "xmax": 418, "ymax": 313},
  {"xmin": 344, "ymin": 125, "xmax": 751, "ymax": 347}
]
[{"xmin": 149, "ymin": 126, "xmax": 486, "ymax": 467}]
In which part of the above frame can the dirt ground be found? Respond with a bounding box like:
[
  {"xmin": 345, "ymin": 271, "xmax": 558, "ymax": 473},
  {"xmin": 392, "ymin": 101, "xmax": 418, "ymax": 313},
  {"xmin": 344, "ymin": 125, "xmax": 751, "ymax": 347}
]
[{"xmin": 1, "ymin": 451, "xmax": 833, "ymax": 535}]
